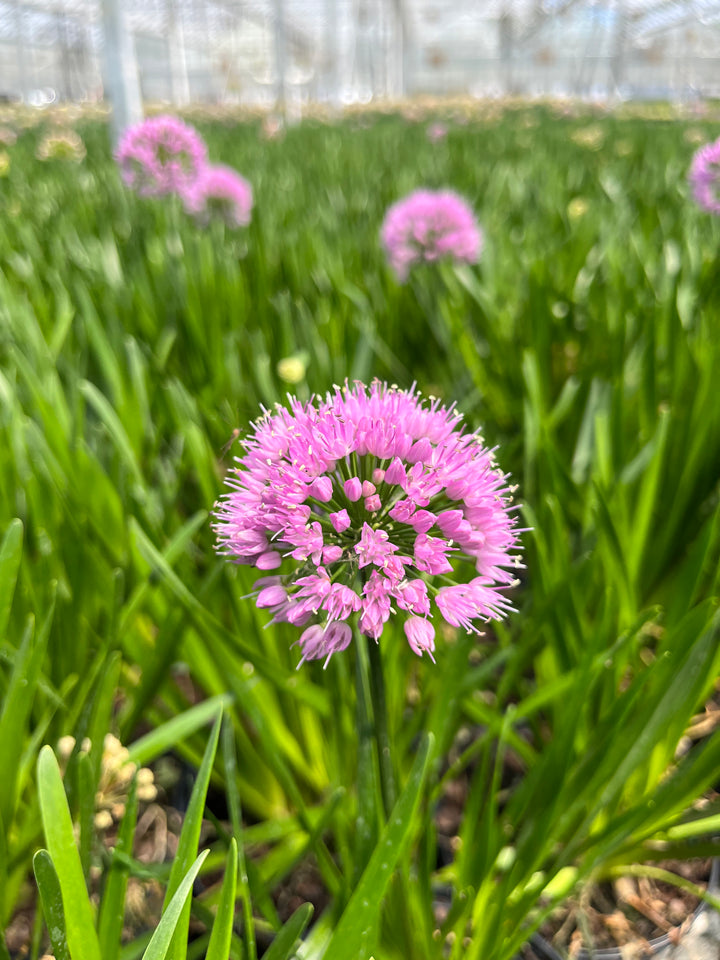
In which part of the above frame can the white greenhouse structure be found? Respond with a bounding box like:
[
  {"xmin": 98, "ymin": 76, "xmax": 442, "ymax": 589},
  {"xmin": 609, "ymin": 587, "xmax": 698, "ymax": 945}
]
[{"xmin": 1, "ymin": 0, "xmax": 720, "ymax": 111}]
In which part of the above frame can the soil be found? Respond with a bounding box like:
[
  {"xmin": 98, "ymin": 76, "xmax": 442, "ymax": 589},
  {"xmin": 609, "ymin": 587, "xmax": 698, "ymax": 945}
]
[
  {"xmin": 273, "ymin": 857, "xmax": 331, "ymax": 925},
  {"xmin": 536, "ymin": 858, "xmax": 714, "ymax": 957}
]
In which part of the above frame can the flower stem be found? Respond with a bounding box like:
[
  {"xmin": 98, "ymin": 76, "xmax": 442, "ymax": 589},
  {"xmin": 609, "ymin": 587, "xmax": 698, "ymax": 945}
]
[
  {"xmin": 366, "ymin": 634, "xmax": 397, "ymax": 820},
  {"xmin": 354, "ymin": 632, "xmax": 380, "ymax": 874}
]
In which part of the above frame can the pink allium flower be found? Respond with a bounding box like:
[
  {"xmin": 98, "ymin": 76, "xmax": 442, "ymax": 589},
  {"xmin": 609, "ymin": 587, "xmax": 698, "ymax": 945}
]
[
  {"xmin": 214, "ymin": 382, "xmax": 521, "ymax": 667},
  {"xmin": 183, "ymin": 164, "xmax": 253, "ymax": 228},
  {"xmin": 689, "ymin": 137, "xmax": 720, "ymax": 214},
  {"xmin": 381, "ymin": 189, "xmax": 483, "ymax": 281},
  {"xmin": 427, "ymin": 123, "xmax": 448, "ymax": 143},
  {"xmin": 115, "ymin": 114, "xmax": 208, "ymax": 198}
]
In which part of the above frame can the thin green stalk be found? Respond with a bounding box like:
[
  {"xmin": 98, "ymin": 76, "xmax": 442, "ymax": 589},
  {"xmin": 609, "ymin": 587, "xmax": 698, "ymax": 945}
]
[
  {"xmin": 221, "ymin": 717, "xmax": 257, "ymax": 960},
  {"xmin": 353, "ymin": 632, "xmax": 380, "ymax": 877},
  {"xmin": 366, "ymin": 634, "xmax": 397, "ymax": 821}
]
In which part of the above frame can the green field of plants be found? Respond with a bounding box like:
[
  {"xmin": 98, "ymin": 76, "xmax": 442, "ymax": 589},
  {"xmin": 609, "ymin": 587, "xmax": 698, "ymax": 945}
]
[{"xmin": 1, "ymin": 101, "xmax": 720, "ymax": 960}]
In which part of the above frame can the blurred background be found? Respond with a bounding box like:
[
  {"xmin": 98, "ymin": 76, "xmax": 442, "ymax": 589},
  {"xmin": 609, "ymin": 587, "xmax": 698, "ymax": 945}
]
[{"xmin": 2, "ymin": 0, "xmax": 720, "ymax": 113}]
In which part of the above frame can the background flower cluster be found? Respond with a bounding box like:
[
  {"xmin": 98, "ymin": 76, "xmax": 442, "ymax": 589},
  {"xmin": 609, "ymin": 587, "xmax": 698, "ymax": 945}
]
[{"xmin": 116, "ymin": 113, "xmax": 253, "ymax": 228}]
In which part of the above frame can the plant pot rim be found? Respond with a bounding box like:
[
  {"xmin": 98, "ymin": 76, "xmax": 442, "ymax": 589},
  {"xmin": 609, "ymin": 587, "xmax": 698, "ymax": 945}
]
[{"xmin": 524, "ymin": 858, "xmax": 720, "ymax": 960}]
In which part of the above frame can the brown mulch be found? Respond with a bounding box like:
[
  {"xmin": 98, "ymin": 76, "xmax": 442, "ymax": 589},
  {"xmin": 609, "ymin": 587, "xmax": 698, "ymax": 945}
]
[{"xmin": 538, "ymin": 859, "xmax": 713, "ymax": 957}]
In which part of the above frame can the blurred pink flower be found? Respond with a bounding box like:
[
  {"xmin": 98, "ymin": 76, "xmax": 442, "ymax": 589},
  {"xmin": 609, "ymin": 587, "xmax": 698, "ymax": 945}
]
[
  {"xmin": 183, "ymin": 164, "xmax": 253, "ymax": 228},
  {"xmin": 214, "ymin": 381, "xmax": 521, "ymax": 666},
  {"xmin": 116, "ymin": 114, "xmax": 208, "ymax": 197},
  {"xmin": 689, "ymin": 137, "xmax": 720, "ymax": 214},
  {"xmin": 381, "ymin": 189, "xmax": 483, "ymax": 281},
  {"xmin": 427, "ymin": 122, "xmax": 448, "ymax": 143},
  {"xmin": 261, "ymin": 115, "xmax": 285, "ymax": 140}
]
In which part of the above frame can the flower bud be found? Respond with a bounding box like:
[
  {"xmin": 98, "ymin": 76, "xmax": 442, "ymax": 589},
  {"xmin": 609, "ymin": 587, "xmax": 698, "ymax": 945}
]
[
  {"xmin": 309, "ymin": 476, "xmax": 333, "ymax": 502},
  {"xmin": 330, "ymin": 509, "xmax": 351, "ymax": 532},
  {"xmin": 344, "ymin": 477, "xmax": 362, "ymax": 501}
]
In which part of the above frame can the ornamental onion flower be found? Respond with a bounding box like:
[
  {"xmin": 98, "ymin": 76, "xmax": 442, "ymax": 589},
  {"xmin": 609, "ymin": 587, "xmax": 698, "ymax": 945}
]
[
  {"xmin": 183, "ymin": 163, "xmax": 253, "ymax": 228},
  {"xmin": 214, "ymin": 381, "xmax": 521, "ymax": 666},
  {"xmin": 689, "ymin": 137, "xmax": 720, "ymax": 214},
  {"xmin": 381, "ymin": 189, "xmax": 483, "ymax": 281},
  {"xmin": 56, "ymin": 734, "xmax": 156, "ymax": 831},
  {"xmin": 427, "ymin": 122, "xmax": 448, "ymax": 143},
  {"xmin": 116, "ymin": 114, "xmax": 208, "ymax": 198},
  {"xmin": 36, "ymin": 128, "xmax": 86, "ymax": 162}
]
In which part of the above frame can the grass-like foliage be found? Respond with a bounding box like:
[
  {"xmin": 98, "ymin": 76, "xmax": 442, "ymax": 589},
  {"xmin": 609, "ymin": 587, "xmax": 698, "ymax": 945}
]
[{"xmin": 0, "ymin": 103, "xmax": 719, "ymax": 959}]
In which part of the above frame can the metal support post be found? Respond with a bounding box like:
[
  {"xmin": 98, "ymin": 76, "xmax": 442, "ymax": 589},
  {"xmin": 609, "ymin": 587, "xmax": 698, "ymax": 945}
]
[
  {"xmin": 101, "ymin": 0, "xmax": 143, "ymax": 145},
  {"xmin": 274, "ymin": 0, "xmax": 287, "ymax": 112},
  {"xmin": 168, "ymin": 0, "xmax": 191, "ymax": 105}
]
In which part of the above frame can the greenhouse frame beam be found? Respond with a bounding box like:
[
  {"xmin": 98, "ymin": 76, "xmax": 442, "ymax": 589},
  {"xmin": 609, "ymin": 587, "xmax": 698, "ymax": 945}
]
[
  {"xmin": 167, "ymin": 0, "xmax": 190, "ymax": 105},
  {"xmin": 274, "ymin": 0, "xmax": 286, "ymax": 107},
  {"xmin": 610, "ymin": 0, "xmax": 628, "ymax": 93},
  {"xmin": 323, "ymin": 0, "xmax": 340, "ymax": 103},
  {"xmin": 13, "ymin": 1, "xmax": 30, "ymax": 100},
  {"xmin": 100, "ymin": 0, "xmax": 142, "ymax": 144},
  {"xmin": 385, "ymin": 0, "xmax": 409, "ymax": 96},
  {"xmin": 514, "ymin": 0, "xmax": 584, "ymax": 46}
]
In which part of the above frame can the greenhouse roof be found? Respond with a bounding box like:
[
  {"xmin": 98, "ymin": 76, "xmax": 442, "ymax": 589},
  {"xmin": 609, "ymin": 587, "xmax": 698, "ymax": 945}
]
[{"xmin": 3, "ymin": 0, "xmax": 720, "ymax": 49}]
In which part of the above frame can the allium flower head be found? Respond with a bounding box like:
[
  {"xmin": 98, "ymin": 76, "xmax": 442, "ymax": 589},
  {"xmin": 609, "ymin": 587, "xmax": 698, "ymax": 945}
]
[
  {"xmin": 56, "ymin": 734, "xmax": 156, "ymax": 831},
  {"xmin": 116, "ymin": 114, "xmax": 208, "ymax": 197},
  {"xmin": 427, "ymin": 122, "xmax": 448, "ymax": 142},
  {"xmin": 261, "ymin": 114, "xmax": 285, "ymax": 140},
  {"xmin": 689, "ymin": 137, "xmax": 720, "ymax": 214},
  {"xmin": 214, "ymin": 382, "xmax": 521, "ymax": 666},
  {"xmin": 570, "ymin": 124, "xmax": 605, "ymax": 151},
  {"xmin": 36, "ymin": 128, "xmax": 86, "ymax": 162},
  {"xmin": 183, "ymin": 163, "xmax": 253, "ymax": 228},
  {"xmin": 381, "ymin": 189, "xmax": 483, "ymax": 281}
]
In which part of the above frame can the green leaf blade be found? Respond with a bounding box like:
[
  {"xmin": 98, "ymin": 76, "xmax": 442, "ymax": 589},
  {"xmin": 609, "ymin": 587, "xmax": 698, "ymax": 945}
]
[
  {"xmin": 322, "ymin": 732, "xmax": 434, "ymax": 960},
  {"xmin": 141, "ymin": 852, "xmax": 209, "ymax": 960},
  {"xmin": 205, "ymin": 838, "xmax": 238, "ymax": 960},
  {"xmin": 33, "ymin": 850, "xmax": 71, "ymax": 960},
  {"xmin": 0, "ymin": 518, "xmax": 23, "ymax": 640},
  {"xmin": 98, "ymin": 777, "xmax": 140, "ymax": 960},
  {"xmin": 263, "ymin": 903, "xmax": 314, "ymax": 960},
  {"xmin": 36, "ymin": 746, "xmax": 102, "ymax": 960},
  {"xmin": 163, "ymin": 708, "xmax": 223, "ymax": 960}
]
